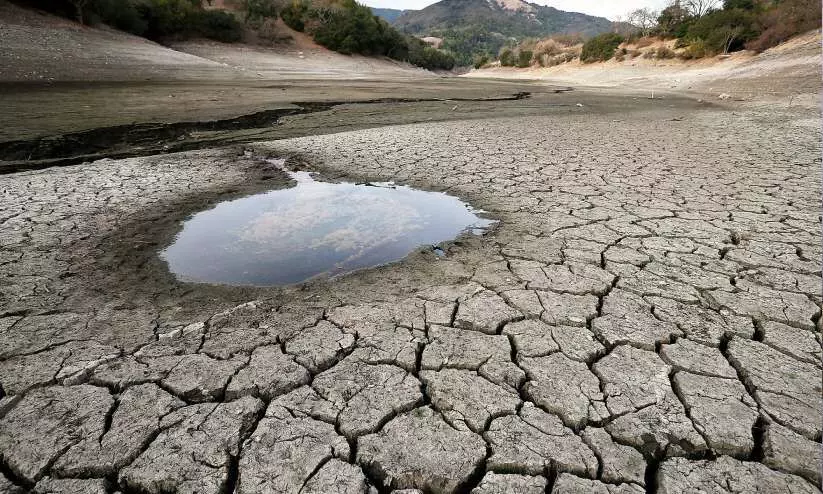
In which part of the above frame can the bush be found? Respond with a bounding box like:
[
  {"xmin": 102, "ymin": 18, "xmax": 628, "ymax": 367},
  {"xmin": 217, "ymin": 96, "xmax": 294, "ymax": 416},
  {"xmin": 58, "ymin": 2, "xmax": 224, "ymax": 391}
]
[
  {"xmin": 746, "ymin": 0, "xmax": 821, "ymax": 52},
  {"xmin": 89, "ymin": 0, "xmax": 147, "ymax": 35},
  {"xmin": 686, "ymin": 8, "xmax": 758, "ymax": 53},
  {"xmin": 581, "ymin": 32, "xmax": 624, "ymax": 62},
  {"xmin": 194, "ymin": 10, "xmax": 243, "ymax": 42},
  {"xmin": 280, "ymin": 0, "xmax": 308, "ymax": 31},
  {"xmin": 473, "ymin": 54, "xmax": 490, "ymax": 69},
  {"xmin": 678, "ymin": 39, "xmax": 709, "ymax": 59},
  {"xmin": 499, "ymin": 49, "xmax": 515, "ymax": 66},
  {"xmin": 516, "ymin": 50, "xmax": 533, "ymax": 68}
]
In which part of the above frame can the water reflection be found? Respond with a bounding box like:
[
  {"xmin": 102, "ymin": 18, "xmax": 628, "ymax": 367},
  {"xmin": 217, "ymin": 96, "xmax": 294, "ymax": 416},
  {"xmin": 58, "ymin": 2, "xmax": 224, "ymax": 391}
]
[{"xmin": 161, "ymin": 165, "xmax": 495, "ymax": 286}]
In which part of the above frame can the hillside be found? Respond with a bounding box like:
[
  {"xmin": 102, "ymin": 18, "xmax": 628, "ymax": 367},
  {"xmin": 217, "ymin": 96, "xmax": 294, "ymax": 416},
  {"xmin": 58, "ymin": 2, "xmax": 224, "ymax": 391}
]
[
  {"xmin": 371, "ymin": 8, "xmax": 408, "ymax": 23},
  {"xmin": 392, "ymin": 0, "xmax": 612, "ymax": 65},
  {"xmin": 394, "ymin": 0, "xmax": 612, "ymax": 38}
]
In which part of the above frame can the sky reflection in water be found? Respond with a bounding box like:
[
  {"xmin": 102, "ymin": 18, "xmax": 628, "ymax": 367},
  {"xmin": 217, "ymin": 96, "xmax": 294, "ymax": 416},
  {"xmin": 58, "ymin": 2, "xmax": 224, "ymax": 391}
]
[{"xmin": 161, "ymin": 169, "xmax": 495, "ymax": 286}]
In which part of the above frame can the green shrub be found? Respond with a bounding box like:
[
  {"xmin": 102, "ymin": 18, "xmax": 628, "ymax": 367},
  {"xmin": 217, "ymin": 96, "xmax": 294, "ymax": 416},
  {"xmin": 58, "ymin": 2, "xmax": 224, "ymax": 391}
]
[
  {"xmin": 516, "ymin": 49, "xmax": 533, "ymax": 67},
  {"xmin": 686, "ymin": 8, "xmax": 758, "ymax": 53},
  {"xmin": 194, "ymin": 10, "xmax": 243, "ymax": 42},
  {"xmin": 473, "ymin": 54, "xmax": 490, "ymax": 69},
  {"xmin": 581, "ymin": 32, "xmax": 624, "ymax": 62},
  {"xmin": 499, "ymin": 49, "xmax": 515, "ymax": 66}
]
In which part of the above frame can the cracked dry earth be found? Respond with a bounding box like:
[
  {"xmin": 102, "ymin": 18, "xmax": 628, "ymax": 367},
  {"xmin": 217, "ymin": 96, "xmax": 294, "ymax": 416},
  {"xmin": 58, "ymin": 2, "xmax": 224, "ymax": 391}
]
[{"xmin": 0, "ymin": 98, "xmax": 821, "ymax": 494}]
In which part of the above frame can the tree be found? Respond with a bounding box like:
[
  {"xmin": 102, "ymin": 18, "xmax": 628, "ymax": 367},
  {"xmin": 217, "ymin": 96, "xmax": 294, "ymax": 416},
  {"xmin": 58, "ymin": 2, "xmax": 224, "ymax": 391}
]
[
  {"xmin": 70, "ymin": 0, "xmax": 90, "ymax": 22},
  {"xmin": 684, "ymin": 0, "xmax": 721, "ymax": 17},
  {"xmin": 657, "ymin": 1, "xmax": 691, "ymax": 37},
  {"xmin": 628, "ymin": 8, "xmax": 659, "ymax": 37}
]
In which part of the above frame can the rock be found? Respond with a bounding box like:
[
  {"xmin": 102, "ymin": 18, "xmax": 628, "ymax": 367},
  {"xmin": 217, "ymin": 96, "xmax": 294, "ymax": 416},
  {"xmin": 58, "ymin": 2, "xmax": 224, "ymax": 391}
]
[
  {"xmin": 471, "ymin": 472, "xmax": 546, "ymax": 493},
  {"xmin": 454, "ymin": 289, "xmax": 522, "ymax": 334},
  {"xmin": 727, "ymin": 337, "xmax": 822, "ymax": 440},
  {"xmin": 357, "ymin": 407, "xmax": 486, "ymax": 493},
  {"xmin": 672, "ymin": 372, "xmax": 758, "ymax": 457},
  {"xmin": 485, "ymin": 403, "xmax": 597, "ymax": 477},
  {"xmin": 552, "ymin": 474, "xmax": 644, "ymax": 493},
  {"xmin": 302, "ymin": 459, "xmax": 370, "ymax": 494},
  {"xmin": 312, "ymin": 359, "xmax": 421, "ymax": 438},
  {"xmin": 31, "ymin": 478, "xmax": 108, "ymax": 494},
  {"xmin": 160, "ymin": 353, "xmax": 247, "ymax": 402},
  {"xmin": 225, "ymin": 345, "xmax": 310, "ymax": 400},
  {"xmin": 421, "ymin": 368, "xmax": 519, "ymax": 432},
  {"xmin": 424, "ymin": 300, "xmax": 456, "ymax": 326},
  {"xmin": 537, "ymin": 291, "xmax": 598, "ymax": 327},
  {"xmin": 521, "ymin": 353, "xmax": 606, "ymax": 429},
  {"xmin": 582, "ymin": 428, "xmax": 646, "ymax": 486},
  {"xmin": 52, "ymin": 383, "xmax": 185, "ymax": 477},
  {"xmin": 121, "ymin": 397, "xmax": 263, "ymax": 494},
  {"xmin": 0, "ymin": 385, "xmax": 112, "ymax": 483},
  {"xmin": 239, "ymin": 401, "xmax": 350, "ymax": 494},
  {"xmin": 284, "ymin": 320, "xmax": 356, "ymax": 373},
  {"xmin": 763, "ymin": 422, "xmax": 822, "ymax": 486},
  {"xmin": 659, "ymin": 339, "xmax": 737, "ymax": 378},
  {"xmin": 657, "ymin": 456, "xmax": 819, "ymax": 493}
]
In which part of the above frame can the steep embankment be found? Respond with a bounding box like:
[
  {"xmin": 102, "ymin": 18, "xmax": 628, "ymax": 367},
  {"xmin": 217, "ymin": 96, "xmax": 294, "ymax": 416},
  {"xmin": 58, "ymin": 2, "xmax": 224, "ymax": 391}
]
[{"xmin": 0, "ymin": 0, "xmax": 429, "ymax": 82}]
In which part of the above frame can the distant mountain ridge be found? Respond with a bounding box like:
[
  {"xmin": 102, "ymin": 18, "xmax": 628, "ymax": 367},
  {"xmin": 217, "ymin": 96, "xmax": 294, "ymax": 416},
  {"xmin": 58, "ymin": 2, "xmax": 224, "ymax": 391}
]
[
  {"xmin": 370, "ymin": 8, "xmax": 408, "ymax": 23},
  {"xmin": 392, "ymin": 0, "xmax": 613, "ymax": 38}
]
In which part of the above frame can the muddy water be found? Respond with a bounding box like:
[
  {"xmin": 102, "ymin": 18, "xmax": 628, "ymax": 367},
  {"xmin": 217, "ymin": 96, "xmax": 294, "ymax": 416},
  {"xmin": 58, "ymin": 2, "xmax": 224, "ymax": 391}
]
[{"xmin": 161, "ymin": 166, "xmax": 495, "ymax": 286}]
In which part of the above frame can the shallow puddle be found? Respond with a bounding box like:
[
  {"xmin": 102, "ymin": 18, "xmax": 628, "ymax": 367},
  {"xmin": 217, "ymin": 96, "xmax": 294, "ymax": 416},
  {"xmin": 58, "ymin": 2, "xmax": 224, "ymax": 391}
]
[{"xmin": 161, "ymin": 163, "xmax": 495, "ymax": 286}]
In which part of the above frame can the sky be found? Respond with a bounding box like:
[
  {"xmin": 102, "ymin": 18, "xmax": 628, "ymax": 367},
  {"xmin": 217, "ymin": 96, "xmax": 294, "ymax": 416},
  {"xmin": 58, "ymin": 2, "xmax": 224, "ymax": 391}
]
[{"xmin": 360, "ymin": 0, "xmax": 671, "ymax": 20}]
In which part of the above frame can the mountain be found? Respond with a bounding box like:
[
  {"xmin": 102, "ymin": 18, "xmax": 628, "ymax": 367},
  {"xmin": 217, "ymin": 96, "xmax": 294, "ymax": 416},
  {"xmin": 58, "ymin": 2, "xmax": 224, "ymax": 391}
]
[
  {"xmin": 370, "ymin": 8, "xmax": 410, "ymax": 23},
  {"xmin": 394, "ymin": 0, "xmax": 613, "ymax": 38}
]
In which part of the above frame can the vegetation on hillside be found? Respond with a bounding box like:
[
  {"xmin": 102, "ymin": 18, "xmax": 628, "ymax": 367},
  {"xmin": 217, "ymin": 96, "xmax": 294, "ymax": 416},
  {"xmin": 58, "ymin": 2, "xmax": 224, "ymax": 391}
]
[
  {"xmin": 281, "ymin": 0, "xmax": 455, "ymax": 70},
  {"xmin": 12, "ymin": 0, "xmax": 455, "ymax": 71},
  {"xmin": 392, "ymin": 0, "xmax": 613, "ymax": 66},
  {"xmin": 481, "ymin": 0, "xmax": 819, "ymax": 68}
]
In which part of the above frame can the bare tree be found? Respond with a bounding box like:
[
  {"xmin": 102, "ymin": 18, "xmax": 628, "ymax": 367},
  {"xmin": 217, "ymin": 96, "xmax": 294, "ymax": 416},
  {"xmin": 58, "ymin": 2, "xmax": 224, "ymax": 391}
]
[
  {"xmin": 69, "ymin": 0, "xmax": 90, "ymax": 23},
  {"xmin": 627, "ymin": 8, "xmax": 659, "ymax": 37},
  {"xmin": 683, "ymin": 0, "xmax": 720, "ymax": 17}
]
